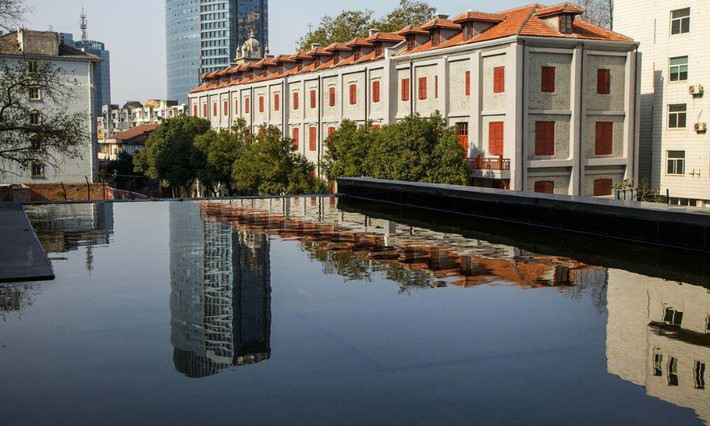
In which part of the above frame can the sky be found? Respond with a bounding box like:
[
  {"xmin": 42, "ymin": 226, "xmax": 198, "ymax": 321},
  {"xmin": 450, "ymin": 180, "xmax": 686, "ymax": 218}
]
[{"xmin": 24, "ymin": 0, "xmax": 530, "ymax": 105}]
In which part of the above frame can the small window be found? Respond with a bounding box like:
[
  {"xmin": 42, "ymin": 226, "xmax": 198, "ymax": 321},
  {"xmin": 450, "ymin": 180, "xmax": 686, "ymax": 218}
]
[
  {"xmin": 465, "ymin": 71, "xmax": 471, "ymax": 96},
  {"xmin": 653, "ymin": 353, "xmax": 663, "ymax": 377},
  {"xmin": 493, "ymin": 66, "xmax": 505, "ymax": 93},
  {"xmin": 258, "ymin": 96, "xmax": 264, "ymax": 113},
  {"xmin": 223, "ymin": 100, "xmax": 229, "ymax": 116},
  {"xmin": 310, "ymin": 89, "xmax": 317, "ymax": 109},
  {"xmin": 455, "ymin": 122, "xmax": 468, "ymax": 152},
  {"xmin": 274, "ymin": 93, "xmax": 280, "ymax": 111},
  {"xmin": 593, "ymin": 179, "xmax": 613, "ymax": 196},
  {"xmin": 668, "ymin": 357, "xmax": 679, "ymax": 386},
  {"xmin": 308, "ymin": 127, "xmax": 317, "ymax": 151},
  {"xmin": 535, "ymin": 121, "xmax": 555, "ymax": 156},
  {"xmin": 435, "ymin": 76, "xmax": 439, "ymax": 99},
  {"xmin": 418, "ymin": 77, "xmax": 427, "ymax": 100},
  {"xmin": 534, "ymin": 181, "xmax": 554, "ymax": 194},
  {"xmin": 406, "ymin": 37, "xmax": 415, "ymax": 51},
  {"xmin": 293, "ymin": 92, "xmax": 299, "ymax": 110},
  {"xmin": 244, "ymin": 98, "xmax": 250, "ymax": 114},
  {"xmin": 327, "ymin": 126, "xmax": 336, "ymax": 136},
  {"xmin": 597, "ymin": 69, "xmax": 611, "ymax": 94},
  {"xmin": 401, "ymin": 78, "xmax": 410, "ymax": 101},
  {"xmin": 29, "ymin": 111, "xmax": 41, "ymax": 125},
  {"xmin": 595, "ymin": 122, "xmax": 613, "ymax": 155},
  {"xmin": 213, "ymin": 103, "xmax": 217, "ymax": 116},
  {"xmin": 695, "ymin": 361, "xmax": 706, "ymax": 390},
  {"xmin": 464, "ymin": 23, "xmax": 474, "ymax": 40},
  {"xmin": 29, "ymin": 87, "xmax": 41, "ymax": 100},
  {"xmin": 668, "ymin": 104, "xmax": 686, "ymax": 128},
  {"xmin": 291, "ymin": 128, "xmax": 299, "ymax": 149},
  {"xmin": 28, "ymin": 60, "xmax": 39, "ymax": 73},
  {"xmin": 349, "ymin": 84, "xmax": 357, "ymax": 105},
  {"xmin": 489, "ymin": 121, "xmax": 504, "ymax": 156},
  {"xmin": 667, "ymin": 151, "xmax": 685, "ymax": 175},
  {"xmin": 31, "ymin": 162, "xmax": 44, "ymax": 178},
  {"xmin": 669, "ymin": 56, "xmax": 688, "ymax": 82},
  {"xmin": 193, "ymin": 105, "xmax": 198, "ymax": 116},
  {"xmin": 663, "ymin": 307, "xmax": 684, "ymax": 326},
  {"xmin": 329, "ymin": 87, "xmax": 336, "ymax": 107},
  {"xmin": 559, "ymin": 15, "xmax": 573, "ymax": 34},
  {"xmin": 372, "ymin": 81, "xmax": 380, "ymax": 103},
  {"xmin": 234, "ymin": 100, "xmax": 239, "ymax": 115},
  {"xmin": 671, "ymin": 8, "xmax": 690, "ymax": 35},
  {"xmin": 432, "ymin": 30, "xmax": 441, "ymax": 47},
  {"xmin": 203, "ymin": 104, "xmax": 208, "ymax": 117},
  {"xmin": 541, "ymin": 66, "xmax": 556, "ymax": 93}
]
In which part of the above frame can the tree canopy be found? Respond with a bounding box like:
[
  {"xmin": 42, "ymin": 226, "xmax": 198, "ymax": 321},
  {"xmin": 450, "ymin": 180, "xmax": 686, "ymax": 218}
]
[
  {"xmin": 323, "ymin": 113, "xmax": 471, "ymax": 185},
  {"xmin": 298, "ymin": 0, "xmax": 436, "ymax": 50}
]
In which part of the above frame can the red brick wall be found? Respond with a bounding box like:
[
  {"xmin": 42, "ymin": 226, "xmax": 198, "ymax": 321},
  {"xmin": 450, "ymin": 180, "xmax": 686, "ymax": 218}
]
[{"xmin": 25, "ymin": 183, "xmax": 106, "ymax": 202}]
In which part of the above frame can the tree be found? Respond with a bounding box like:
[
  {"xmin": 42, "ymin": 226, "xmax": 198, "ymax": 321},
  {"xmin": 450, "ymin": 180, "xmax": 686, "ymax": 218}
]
[
  {"xmin": 134, "ymin": 115, "xmax": 211, "ymax": 196},
  {"xmin": 298, "ymin": 0, "xmax": 435, "ymax": 50},
  {"xmin": 194, "ymin": 119, "xmax": 250, "ymax": 195},
  {"xmin": 0, "ymin": 58, "xmax": 89, "ymax": 176},
  {"xmin": 232, "ymin": 125, "xmax": 325, "ymax": 195},
  {"xmin": 323, "ymin": 113, "xmax": 471, "ymax": 185},
  {"xmin": 103, "ymin": 152, "xmax": 150, "ymax": 191},
  {"xmin": 574, "ymin": 0, "xmax": 613, "ymax": 29},
  {"xmin": 0, "ymin": 0, "xmax": 29, "ymax": 33}
]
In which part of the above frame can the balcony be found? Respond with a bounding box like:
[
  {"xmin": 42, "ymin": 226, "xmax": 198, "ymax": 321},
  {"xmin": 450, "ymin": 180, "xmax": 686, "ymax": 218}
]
[{"xmin": 470, "ymin": 155, "xmax": 510, "ymax": 171}]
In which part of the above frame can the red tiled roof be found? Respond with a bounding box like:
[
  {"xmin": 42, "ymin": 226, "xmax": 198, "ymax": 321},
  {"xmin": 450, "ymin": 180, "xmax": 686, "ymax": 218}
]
[
  {"xmin": 535, "ymin": 2, "xmax": 585, "ymax": 18},
  {"xmin": 344, "ymin": 37, "xmax": 373, "ymax": 47},
  {"xmin": 306, "ymin": 46, "xmax": 333, "ymax": 56},
  {"xmin": 396, "ymin": 25, "xmax": 429, "ymax": 36},
  {"xmin": 111, "ymin": 124, "xmax": 159, "ymax": 142},
  {"xmin": 325, "ymin": 42, "xmax": 353, "ymax": 52},
  {"xmin": 421, "ymin": 18, "xmax": 461, "ymax": 31},
  {"xmin": 366, "ymin": 32, "xmax": 405, "ymax": 43},
  {"xmin": 452, "ymin": 11, "xmax": 506, "ymax": 24}
]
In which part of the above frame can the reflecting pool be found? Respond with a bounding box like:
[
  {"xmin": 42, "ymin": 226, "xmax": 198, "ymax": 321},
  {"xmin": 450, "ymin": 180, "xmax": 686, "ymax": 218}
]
[{"xmin": 0, "ymin": 197, "xmax": 708, "ymax": 425}]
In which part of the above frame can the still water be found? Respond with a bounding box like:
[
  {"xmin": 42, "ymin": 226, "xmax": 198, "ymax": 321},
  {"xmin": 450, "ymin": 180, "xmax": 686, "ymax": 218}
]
[{"xmin": 1, "ymin": 197, "xmax": 708, "ymax": 425}]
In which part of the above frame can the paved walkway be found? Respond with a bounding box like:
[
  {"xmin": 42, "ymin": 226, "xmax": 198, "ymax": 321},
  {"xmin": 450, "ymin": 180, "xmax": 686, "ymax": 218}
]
[{"xmin": 0, "ymin": 203, "xmax": 54, "ymax": 282}]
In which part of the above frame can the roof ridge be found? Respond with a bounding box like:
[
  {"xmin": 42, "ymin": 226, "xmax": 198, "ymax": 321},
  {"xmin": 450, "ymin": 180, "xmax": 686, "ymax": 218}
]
[{"xmin": 514, "ymin": 5, "xmax": 539, "ymax": 35}]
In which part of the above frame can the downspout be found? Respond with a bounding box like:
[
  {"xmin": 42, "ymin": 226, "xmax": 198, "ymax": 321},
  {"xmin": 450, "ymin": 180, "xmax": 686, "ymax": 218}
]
[
  {"xmin": 409, "ymin": 58, "xmax": 414, "ymax": 115},
  {"xmin": 250, "ymin": 86, "xmax": 254, "ymax": 131},
  {"xmin": 318, "ymin": 75, "xmax": 322, "ymax": 177},
  {"xmin": 633, "ymin": 46, "xmax": 640, "ymax": 187},
  {"xmin": 365, "ymin": 66, "xmax": 370, "ymax": 124},
  {"xmin": 519, "ymin": 40, "xmax": 525, "ymax": 191},
  {"xmin": 577, "ymin": 42, "xmax": 585, "ymax": 195}
]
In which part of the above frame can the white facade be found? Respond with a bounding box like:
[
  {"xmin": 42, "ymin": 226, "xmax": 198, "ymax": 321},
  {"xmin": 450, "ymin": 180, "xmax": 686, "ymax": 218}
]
[
  {"xmin": 98, "ymin": 100, "xmax": 185, "ymax": 141},
  {"xmin": 0, "ymin": 30, "xmax": 99, "ymax": 184},
  {"xmin": 190, "ymin": 5, "xmax": 641, "ymax": 196},
  {"xmin": 616, "ymin": 1, "xmax": 710, "ymax": 207}
]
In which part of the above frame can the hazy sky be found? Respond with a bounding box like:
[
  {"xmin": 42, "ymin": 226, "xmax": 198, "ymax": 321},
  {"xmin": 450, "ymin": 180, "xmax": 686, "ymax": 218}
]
[{"xmin": 25, "ymin": 0, "xmax": 530, "ymax": 105}]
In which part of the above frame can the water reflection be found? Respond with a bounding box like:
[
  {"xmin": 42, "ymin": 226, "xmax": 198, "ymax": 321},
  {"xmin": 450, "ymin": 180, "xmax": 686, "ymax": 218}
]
[{"xmin": 169, "ymin": 202, "xmax": 271, "ymax": 378}]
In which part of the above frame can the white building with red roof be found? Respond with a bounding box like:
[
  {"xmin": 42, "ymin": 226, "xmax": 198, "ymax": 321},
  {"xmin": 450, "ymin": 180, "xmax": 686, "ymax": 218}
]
[{"xmin": 189, "ymin": 3, "xmax": 641, "ymax": 197}]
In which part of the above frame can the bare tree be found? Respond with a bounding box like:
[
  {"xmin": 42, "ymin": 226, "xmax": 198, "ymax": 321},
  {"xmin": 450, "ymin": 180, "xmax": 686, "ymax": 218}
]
[
  {"xmin": 574, "ymin": 0, "xmax": 613, "ymax": 30},
  {"xmin": 0, "ymin": 0, "xmax": 30, "ymax": 33}
]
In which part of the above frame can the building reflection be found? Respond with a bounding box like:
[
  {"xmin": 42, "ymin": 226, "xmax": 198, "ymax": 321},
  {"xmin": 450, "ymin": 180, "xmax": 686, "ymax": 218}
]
[
  {"xmin": 607, "ymin": 270, "xmax": 710, "ymax": 422},
  {"xmin": 169, "ymin": 202, "xmax": 271, "ymax": 379}
]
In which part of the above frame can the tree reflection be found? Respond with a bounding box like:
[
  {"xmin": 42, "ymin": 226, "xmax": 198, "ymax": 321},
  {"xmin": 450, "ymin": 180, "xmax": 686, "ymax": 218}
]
[{"xmin": 0, "ymin": 283, "xmax": 41, "ymax": 321}]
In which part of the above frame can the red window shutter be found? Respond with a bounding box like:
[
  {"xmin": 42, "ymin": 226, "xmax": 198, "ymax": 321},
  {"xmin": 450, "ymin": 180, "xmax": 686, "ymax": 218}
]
[
  {"xmin": 259, "ymin": 96, "xmax": 264, "ymax": 112},
  {"xmin": 456, "ymin": 123, "xmax": 469, "ymax": 152},
  {"xmin": 310, "ymin": 90, "xmax": 316, "ymax": 108},
  {"xmin": 274, "ymin": 93, "xmax": 280, "ymax": 111},
  {"xmin": 329, "ymin": 87, "xmax": 336, "ymax": 106},
  {"xmin": 541, "ymin": 66, "xmax": 555, "ymax": 93},
  {"xmin": 435, "ymin": 75, "xmax": 439, "ymax": 99},
  {"xmin": 203, "ymin": 104, "xmax": 207, "ymax": 117},
  {"xmin": 489, "ymin": 121, "xmax": 504, "ymax": 156},
  {"xmin": 594, "ymin": 179, "xmax": 613, "ymax": 196},
  {"xmin": 291, "ymin": 128, "xmax": 299, "ymax": 149},
  {"xmin": 534, "ymin": 181, "xmax": 555, "ymax": 194},
  {"xmin": 309, "ymin": 127, "xmax": 317, "ymax": 151},
  {"xmin": 535, "ymin": 121, "xmax": 555, "ymax": 156},
  {"xmin": 328, "ymin": 126, "xmax": 336, "ymax": 136},
  {"xmin": 418, "ymin": 77, "xmax": 427, "ymax": 100},
  {"xmin": 465, "ymin": 71, "xmax": 471, "ymax": 96},
  {"xmin": 401, "ymin": 78, "xmax": 410, "ymax": 101},
  {"xmin": 235, "ymin": 100, "xmax": 239, "ymax": 114},
  {"xmin": 493, "ymin": 66, "xmax": 505, "ymax": 93},
  {"xmin": 244, "ymin": 98, "xmax": 250, "ymax": 114},
  {"xmin": 293, "ymin": 92, "xmax": 299, "ymax": 109},
  {"xmin": 597, "ymin": 69, "xmax": 610, "ymax": 94},
  {"xmin": 213, "ymin": 103, "xmax": 217, "ymax": 116},
  {"xmin": 372, "ymin": 81, "xmax": 380, "ymax": 103},
  {"xmin": 349, "ymin": 84, "xmax": 357, "ymax": 105},
  {"xmin": 223, "ymin": 100, "xmax": 228, "ymax": 116},
  {"xmin": 595, "ymin": 122, "xmax": 613, "ymax": 155},
  {"xmin": 193, "ymin": 105, "xmax": 198, "ymax": 116}
]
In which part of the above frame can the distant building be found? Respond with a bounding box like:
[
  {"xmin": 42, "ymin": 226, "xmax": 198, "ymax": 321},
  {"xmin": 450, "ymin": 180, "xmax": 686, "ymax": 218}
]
[
  {"xmin": 615, "ymin": 2, "xmax": 710, "ymax": 207},
  {"xmin": 166, "ymin": 0, "xmax": 269, "ymax": 105},
  {"xmin": 98, "ymin": 123, "xmax": 158, "ymax": 162},
  {"xmin": 0, "ymin": 30, "xmax": 101, "ymax": 184},
  {"xmin": 61, "ymin": 9, "xmax": 111, "ymax": 118},
  {"xmin": 98, "ymin": 99, "xmax": 185, "ymax": 141}
]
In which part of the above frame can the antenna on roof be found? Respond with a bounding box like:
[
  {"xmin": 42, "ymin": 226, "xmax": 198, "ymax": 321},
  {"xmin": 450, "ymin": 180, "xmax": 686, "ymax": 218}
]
[{"xmin": 80, "ymin": 6, "xmax": 88, "ymax": 41}]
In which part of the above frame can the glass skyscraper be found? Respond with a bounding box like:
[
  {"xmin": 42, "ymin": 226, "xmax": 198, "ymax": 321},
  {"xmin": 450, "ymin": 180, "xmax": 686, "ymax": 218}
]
[{"xmin": 166, "ymin": 0, "xmax": 268, "ymax": 105}]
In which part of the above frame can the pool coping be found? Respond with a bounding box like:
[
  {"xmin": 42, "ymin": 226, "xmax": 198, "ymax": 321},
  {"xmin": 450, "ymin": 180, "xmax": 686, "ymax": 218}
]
[{"xmin": 0, "ymin": 203, "xmax": 55, "ymax": 283}]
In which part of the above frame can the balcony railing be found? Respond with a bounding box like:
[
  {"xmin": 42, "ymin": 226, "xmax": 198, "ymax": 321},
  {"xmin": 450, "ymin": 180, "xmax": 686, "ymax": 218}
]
[{"xmin": 470, "ymin": 155, "xmax": 511, "ymax": 171}]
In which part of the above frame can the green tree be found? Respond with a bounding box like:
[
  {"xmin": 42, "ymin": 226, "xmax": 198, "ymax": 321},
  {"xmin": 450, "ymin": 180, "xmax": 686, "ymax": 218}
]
[
  {"xmin": 134, "ymin": 115, "xmax": 211, "ymax": 196},
  {"xmin": 232, "ymin": 125, "xmax": 325, "ymax": 195},
  {"xmin": 195, "ymin": 118, "xmax": 250, "ymax": 195},
  {"xmin": 324, "ymin": 113, "xmax": 470, "ymax": 185},
  {"xmin": 374, "ymin": 0, "xmax": 436, "ymax": 33},
  {"xmin": 103, "ymin": 152, "xmax": 150, "ymax": 190}
]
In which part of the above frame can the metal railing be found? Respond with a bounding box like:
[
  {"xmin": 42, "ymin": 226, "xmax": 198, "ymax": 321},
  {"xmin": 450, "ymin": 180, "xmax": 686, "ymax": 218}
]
[{"xmin": 470, "ymin": 155, "xmax": 511, "ymax": 171}]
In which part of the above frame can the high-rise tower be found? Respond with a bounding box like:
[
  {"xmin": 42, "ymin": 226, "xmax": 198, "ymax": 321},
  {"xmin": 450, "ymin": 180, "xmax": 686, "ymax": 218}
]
[{"xmin": 166, "ymin": 0, "xmax": 268, "ymax": 105}]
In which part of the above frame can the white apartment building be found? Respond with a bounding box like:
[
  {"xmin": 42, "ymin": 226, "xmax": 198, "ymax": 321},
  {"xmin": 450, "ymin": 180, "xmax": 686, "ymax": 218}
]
[
  {"xmin": 190, "ymin": 4, "xmax": 641, "ymax": 197},
  {"xmin": 98, "ymin": 99, "xmax": 185, "ymax": 141},
  {"xmin": 0, "ymin": 30, "xmax": 100, "ymax": 184},
  {"xmin": 616, "ymin": 1, "xmax": 710, "ymax": 207}
]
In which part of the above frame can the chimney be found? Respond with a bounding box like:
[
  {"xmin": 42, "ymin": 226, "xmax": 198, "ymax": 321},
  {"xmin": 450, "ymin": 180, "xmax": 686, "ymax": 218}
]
[
  {"xmin": 369, "ymin": 28, "xmax": 380, "ymax": 37},
  {"xmin": 311, "ymin": 43, "xmax": 320, "ymax": 50},
  {"xmin": 433, "ymin": 13, "xmax": 449, "ymax": 20}
]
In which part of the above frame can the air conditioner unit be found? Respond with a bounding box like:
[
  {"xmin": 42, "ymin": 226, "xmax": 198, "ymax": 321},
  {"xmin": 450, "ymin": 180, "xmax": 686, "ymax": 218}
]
[
  {"xmin": 689, "ymin": 85, "xmax": 704, "ymax": 96},
  {"xmin": 694, "ymin": 122, "xmax": 707, "ymax": 133}
]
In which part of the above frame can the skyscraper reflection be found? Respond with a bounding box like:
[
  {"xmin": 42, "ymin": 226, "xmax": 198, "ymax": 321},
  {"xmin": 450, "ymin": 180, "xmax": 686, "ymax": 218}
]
[
  {"xmin": 606, "ymin": 270, "xmax": 709, "ymax": 422},
  {"xmin": 169, "ymin": 202, "xmax": 271, "ymax": 379}
]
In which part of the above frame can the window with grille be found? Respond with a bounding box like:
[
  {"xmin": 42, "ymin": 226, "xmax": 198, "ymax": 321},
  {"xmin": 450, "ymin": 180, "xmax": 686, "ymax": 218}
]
[
  {"xmin": 493, "ymin": 67, "xmax": 505, "ymax": 93},
  {"xmin": 597, "ymin": 69, "xmax": 611, "ymax": 94},
  {"xmin": 663, "ymin": 307, "xmax": 684, "ymax": 326},
  {"xmin": 31, "ymin": 162, "xmax": 44, "ymax": 178},
  {"xmin": 671, "ymin": 8, "xmax": 690, "ymax": 35},
  {"xmin": 535, "ymin": 121, "xmax": 555, "ymax": 156},
  {"xmin": 534, "ymin": 181, "xmax": 554, "ymax": 194},
  {"xmin": 489, "ymin": 121, "xmax": 504, "ymax": 156},
  {"xmin": 401, "ymin": 78, "xmax": 410, "ymax": 101},
  {"xmin": 464, "ymin": 23, "xmax": 474, "ymax": 40},
  {"xmin": 667, "ymin": 151, "xmax": 685, "ymax": 175},
  {"xmin": 28, "ymin": 87, "xmax": 40, "ymax": 100},
  {"xmin": 668, "ymin": 104, "xmax": 686, "ymax": 128},
  {"xmin": 668, "ymin": 357, "xmax": 679, "ymax": 386},
  {"xmin": 669, "ymin": 56, "xmax": 688, "ymax": 82},
  {"xmin": 541, "ymin": 66, "xmax": 555, "ymax": 93},
  {"xmin": 595, "ymin": 122, "xmax": 613, "ymax": 155},
  {"xmin": 418, "ymin": 77, "xmax": 427, "ymax": 100},
  {"xmin": 455, "ymin": 122, "xmax": 468, "ymax": 152},
  {"xmin": 30, "ymin": 111, "xmax": 41, "ymax": 125},
  {"xmin": 559, "ymin": 15, "xmax": 573, "ymax": 34},
  {"xmin": 432, "ymin": 30, "xmax": 441, "ymax": 46},
  {"xmin": 653, "ymin": 354, "xmax": 663, "ymax": 377}
]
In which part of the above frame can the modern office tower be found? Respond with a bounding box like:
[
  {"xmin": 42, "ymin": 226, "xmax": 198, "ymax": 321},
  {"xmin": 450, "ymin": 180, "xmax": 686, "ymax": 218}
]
[
  {"xmin": 169, "ymin": 202, "xmax": 271, "ymax": 378},
  {"xmin": 61, "ymin": 9, "xmax": 111, "ymax": 118},
  {"xmin": 166, "ymin": 0, "xmax": 269, "ymax": 104}
]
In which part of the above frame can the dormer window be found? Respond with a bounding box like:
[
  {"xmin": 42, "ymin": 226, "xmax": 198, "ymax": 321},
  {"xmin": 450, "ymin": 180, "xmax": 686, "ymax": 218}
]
[
  {"xmin": 297, "ymin": 62, "xmax": 303, "ymax": 71},
  {"xmin": 333, "ymin": 54, "xmax": 340, "ymax": 65},
  {"xmin": 375, "ymin": 45, "xmax": 383, "ymax": 56},
  {"xmin": 464, "ymin": 23, "xmax": 474, "ymax": 41},
  {"xmin": 406, "ymin": 36, "xmax": 415, "ymax": 50},
  {"xmin": 315, "ymin": 57, "xmax": 321, "ymax": 67},
  {"xmin": 354, "ymin": 48, "xmax": 361, "ymax": 61},
  {"xmin": 432, "ymin": 29, "xmax": 441, "ymax": 46},
  {"xmin": 559, "ymin": 15, "xmax": 573, "ymax": 34}
]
